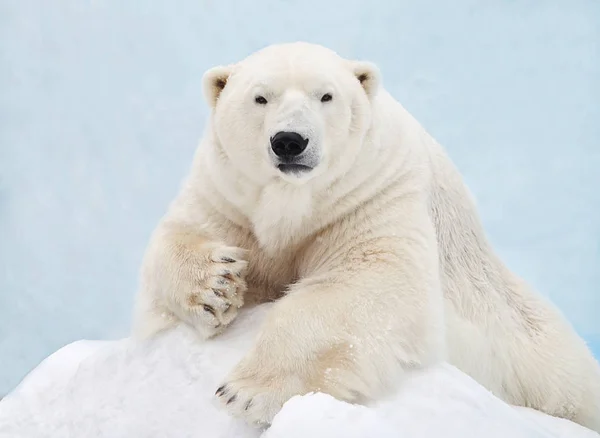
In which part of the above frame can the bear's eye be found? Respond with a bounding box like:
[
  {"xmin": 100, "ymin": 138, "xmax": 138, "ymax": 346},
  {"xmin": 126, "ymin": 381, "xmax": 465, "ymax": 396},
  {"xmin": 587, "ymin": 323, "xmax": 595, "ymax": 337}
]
[
  {"xmin": 255, "ymin": 95, "xmax": 268, "ymax": 105},
  {"xmin": 320, "ymin": 93, "xmax": 333, "ymax": 103}
]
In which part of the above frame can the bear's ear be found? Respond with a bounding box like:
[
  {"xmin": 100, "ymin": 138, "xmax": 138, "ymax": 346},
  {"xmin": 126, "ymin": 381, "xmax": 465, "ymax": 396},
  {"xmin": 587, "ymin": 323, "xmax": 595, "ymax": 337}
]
[
  {"xmin": 349, "ymin": 61, "xmax": 381, "ymax": 98},
  {"xmin": 202, "ymin": 65, "xmax": 233, "ymax": 108}
]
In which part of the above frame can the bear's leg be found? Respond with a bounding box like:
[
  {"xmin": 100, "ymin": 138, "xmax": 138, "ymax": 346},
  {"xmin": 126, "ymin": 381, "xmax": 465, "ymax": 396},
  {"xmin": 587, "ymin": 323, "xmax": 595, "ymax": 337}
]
[
  {"xmin": 133, "ymin": 222, "xmax": 249, "ymax": 340},
  {"xmin": 215, "ymin": 199, "xmax": 445, "ymax": 425}
]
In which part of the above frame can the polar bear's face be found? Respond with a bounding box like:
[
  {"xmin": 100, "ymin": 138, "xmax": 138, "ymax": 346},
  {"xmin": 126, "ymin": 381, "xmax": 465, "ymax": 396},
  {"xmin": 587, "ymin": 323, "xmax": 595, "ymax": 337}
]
[{"xmin": 203, "ymin": 43, "xmax": 380, "ymax": 185}]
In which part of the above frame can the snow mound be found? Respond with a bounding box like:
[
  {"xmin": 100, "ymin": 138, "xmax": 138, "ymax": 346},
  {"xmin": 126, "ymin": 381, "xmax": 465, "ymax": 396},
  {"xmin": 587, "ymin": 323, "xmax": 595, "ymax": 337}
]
[{"xmin": 0, "ymin": 305, "xmax": 597, "ymax": 438}]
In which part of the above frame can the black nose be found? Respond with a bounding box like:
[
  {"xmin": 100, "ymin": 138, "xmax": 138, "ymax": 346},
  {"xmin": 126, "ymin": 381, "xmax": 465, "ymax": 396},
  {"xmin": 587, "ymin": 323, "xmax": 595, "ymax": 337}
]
[{"xmin": 270, "ymin": 131, "xmax": 309, "ymax": 159}]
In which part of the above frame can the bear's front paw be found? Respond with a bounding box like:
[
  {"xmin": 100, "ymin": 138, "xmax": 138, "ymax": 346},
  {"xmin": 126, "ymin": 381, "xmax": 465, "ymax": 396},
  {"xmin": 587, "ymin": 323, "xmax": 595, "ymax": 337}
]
[
  {"xmin": 172, "ymin": 244, "xmax": 248, "ymax": 338},
  {"xmin": 215, "ymin": 368, "xmax": 305, "ymax": 427},
  {"xmin": 215, "ymin": 340, "xmax": 369, "ymax": 426}
]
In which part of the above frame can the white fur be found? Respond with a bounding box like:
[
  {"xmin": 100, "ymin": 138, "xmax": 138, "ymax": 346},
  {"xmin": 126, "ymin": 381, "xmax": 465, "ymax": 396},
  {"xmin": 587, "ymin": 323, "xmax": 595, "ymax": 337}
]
[{"xmin": 132, "ymin": 42, "xmax": 600, "ymax": 431}]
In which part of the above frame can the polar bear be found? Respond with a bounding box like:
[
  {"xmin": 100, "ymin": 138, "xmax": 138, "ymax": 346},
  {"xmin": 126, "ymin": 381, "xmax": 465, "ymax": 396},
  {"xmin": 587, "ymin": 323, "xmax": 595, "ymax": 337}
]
[{"xmin": 132, "ymin": 42, "xmax": 600, "ymax": 431}]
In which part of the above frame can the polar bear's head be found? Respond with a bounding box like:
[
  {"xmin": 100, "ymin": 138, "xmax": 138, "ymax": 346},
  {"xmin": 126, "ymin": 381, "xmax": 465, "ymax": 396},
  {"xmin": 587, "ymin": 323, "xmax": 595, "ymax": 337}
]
[{"xmin": 202, "ymin": 42, "xmax": 380, "ymax": 185}]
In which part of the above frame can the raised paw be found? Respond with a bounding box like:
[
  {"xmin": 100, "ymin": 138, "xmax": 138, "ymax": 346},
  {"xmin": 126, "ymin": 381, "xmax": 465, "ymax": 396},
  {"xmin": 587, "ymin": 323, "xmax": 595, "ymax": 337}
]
[{"xmin": 172, "ymin": 244, "xmax": 249, "ymax": 338}]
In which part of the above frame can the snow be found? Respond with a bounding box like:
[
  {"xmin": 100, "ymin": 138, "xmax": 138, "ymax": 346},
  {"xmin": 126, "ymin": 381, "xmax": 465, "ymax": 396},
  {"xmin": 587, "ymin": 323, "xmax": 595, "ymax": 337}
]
[{"xmin": 0, "ymin": 305, "xmax": 597, "ymax": 438}]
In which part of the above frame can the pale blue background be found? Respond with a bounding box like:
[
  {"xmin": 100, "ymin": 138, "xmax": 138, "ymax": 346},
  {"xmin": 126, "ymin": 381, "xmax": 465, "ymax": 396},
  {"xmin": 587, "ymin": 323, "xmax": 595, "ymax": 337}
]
[{"xmin": 0, "ymin": 0, "xmax": 599, "ymax": 394}]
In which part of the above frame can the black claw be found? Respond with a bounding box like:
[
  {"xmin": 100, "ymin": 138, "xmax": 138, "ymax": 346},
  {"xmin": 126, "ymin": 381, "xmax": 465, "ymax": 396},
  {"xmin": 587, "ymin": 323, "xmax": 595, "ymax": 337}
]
[
  {"xmin": 203, "ymin": 304, "xmax": 216, "ymax": 316},
  {"xmin": 212, "ymin": 288, "xmax": 224, "ymax": 298},
  {"xmin": 244, "ymin": 399, "xmax": 253, "ymax": 411},
  {"xmin": 221, "ymin": 257, "xmax": 236, "ymax": 263},
  {"xmin": 215, "ymin": 385, "xmax": 226, "ymax": 396},
  {"xmin": 221, "ymin": 269, "xmax": 232, "ymax": 277},
  {"xmin": 227, "ymin": 394, "xmax": 237, "ymax": 405},
  {"xmin": 223, "ymin": 303, "xmax": 232, "ymax": 313}
]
